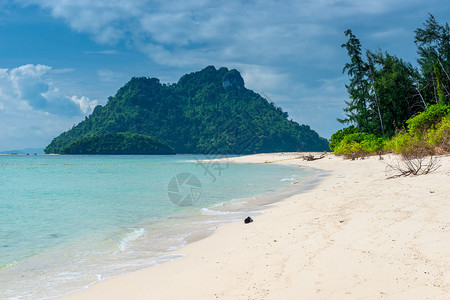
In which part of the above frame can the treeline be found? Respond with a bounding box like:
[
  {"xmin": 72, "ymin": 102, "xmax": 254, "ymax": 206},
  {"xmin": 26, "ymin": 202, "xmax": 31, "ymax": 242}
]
[
  {"xmin": 61, "ymin": 132, "xmax": 175, "ymax": 155},
  {"xmin": 46, "ymin": 66, "xmax": 329, "ymax": 154},
  {"xmin": 333, "ymin": 14, "xmax": 450, "ymax": 158}
]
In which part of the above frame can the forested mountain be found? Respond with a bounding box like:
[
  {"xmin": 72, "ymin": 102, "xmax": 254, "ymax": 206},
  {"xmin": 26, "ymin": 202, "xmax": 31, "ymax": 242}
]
[{"xmin": 45, "ymin": 66, "xmax": 329, "ymax": 154}]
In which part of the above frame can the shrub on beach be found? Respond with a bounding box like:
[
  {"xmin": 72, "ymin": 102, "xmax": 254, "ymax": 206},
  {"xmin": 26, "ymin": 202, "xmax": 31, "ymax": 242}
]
[
  {"xmin": 386, "ymin": 105, "xmax": 450, "ymax": 155},
  {"xmin": 331, "ymin": 105, "xmax": 450, "ymax": 159},
  {"xmin": 384, "ymin": 130, "xmax": 413, "ymax": 154},
  {"xmin": 425, "ymin": 115, "xmax": 450, "ymax": 153},
  {"xmin": 328, "ymin": 125, "xmax": 360, "ymax": 151},
  {"xmin": 384, "ymin": 131, "xmax": 432, "ymax": 158},
  {"xmin": 333, "ymin": 132, "xmax": 384, "ymax": 159},
  {"xmin": 406, "ymin": 104, "xmax": 450, "ymax": 137}
]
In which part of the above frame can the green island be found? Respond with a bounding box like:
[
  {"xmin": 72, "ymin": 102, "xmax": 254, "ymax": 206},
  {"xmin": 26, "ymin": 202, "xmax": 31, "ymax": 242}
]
[{"xmin": 45, "ymin": 66, "xmax": 329, "ymax": 154}]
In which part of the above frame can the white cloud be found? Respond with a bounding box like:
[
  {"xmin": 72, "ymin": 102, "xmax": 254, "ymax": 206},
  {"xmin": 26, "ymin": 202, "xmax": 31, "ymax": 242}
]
[
  {"xmin": 0, "ymin": 64, "xmax": 99, "ymax": 150},
  {"xmin": 19, "ymin": 0, "xmax": 146, "ymax": 44},
  {"xmin": 14, "ymin": 0, "xmax": 425, "ymax": 75},
  {"xmin": 70, "ymin": 95, "xmax": 98, "ymax": 114},
  {"xmin": 240, "ymin": 65, "xmax": 291, "ymax": 95},
  {"xmin": 0, "ymin": 64, "xmax": 97, "ymax": 116}
]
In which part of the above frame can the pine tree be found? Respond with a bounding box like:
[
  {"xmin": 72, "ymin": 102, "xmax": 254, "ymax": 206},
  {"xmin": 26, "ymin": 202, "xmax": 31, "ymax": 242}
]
[
  {"xmin": 340, "ymin": 30, "xmax": 372, "ymax": 132},
  {"xmin": 415, "ymin": 14, "xmax": 450, "ymax": 105}
]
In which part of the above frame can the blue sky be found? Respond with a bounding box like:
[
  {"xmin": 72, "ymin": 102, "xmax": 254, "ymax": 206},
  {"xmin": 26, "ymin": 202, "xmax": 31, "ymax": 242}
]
[{"xmin": 0, "ymin": 0, "xmax": 448, "ymax": 151}]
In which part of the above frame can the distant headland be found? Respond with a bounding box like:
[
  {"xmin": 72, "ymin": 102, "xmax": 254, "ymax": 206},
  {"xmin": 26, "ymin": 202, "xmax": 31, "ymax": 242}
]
[{"xmin": 45, "ymin": 66, "xmax": 329, "ymax": 154}]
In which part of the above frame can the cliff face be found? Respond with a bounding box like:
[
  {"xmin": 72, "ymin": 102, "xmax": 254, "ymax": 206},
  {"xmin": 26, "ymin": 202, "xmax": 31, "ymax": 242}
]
[
  {"xmin": 45, "ymin": 66, "xmax": 329, "ymax": 154},
  {"xmin": 222, "ymin": 69, "xmax": 244, "ymax": 89}
]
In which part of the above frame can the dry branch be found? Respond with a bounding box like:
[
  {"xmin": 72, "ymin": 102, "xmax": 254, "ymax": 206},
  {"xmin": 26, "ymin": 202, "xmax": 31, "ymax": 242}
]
[{"xmin": 385, "ymin": 155, "xmax": 441, "ymax": 179}]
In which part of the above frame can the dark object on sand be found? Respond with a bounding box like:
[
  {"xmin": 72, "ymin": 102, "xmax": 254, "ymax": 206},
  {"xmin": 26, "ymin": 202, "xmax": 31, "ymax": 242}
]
[
  {"xmin": 244, "ymin": 216, "xmax": 253, "ymax": 224},
  {"xmin": 302, "ymin": 151, "xmax": 326, "ymax": 161}
]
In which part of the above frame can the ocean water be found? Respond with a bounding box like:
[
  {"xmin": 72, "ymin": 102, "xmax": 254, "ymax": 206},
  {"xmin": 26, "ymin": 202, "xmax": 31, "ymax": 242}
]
[{"xmin": 0, "ymin": 154, "xmax": 316, "ymax": 299}]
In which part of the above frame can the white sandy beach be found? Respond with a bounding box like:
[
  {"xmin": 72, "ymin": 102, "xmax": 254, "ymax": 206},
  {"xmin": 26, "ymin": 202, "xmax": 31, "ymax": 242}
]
[{"xmin": 61, "ymin": 153, "xmax": 450, "ymax": 299}]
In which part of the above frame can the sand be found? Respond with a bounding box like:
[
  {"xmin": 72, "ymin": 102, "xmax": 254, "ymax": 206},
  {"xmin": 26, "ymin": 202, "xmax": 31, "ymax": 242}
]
[{"xmin": 60, "ymin": 153, "xmax": 450, "ymax": 299}]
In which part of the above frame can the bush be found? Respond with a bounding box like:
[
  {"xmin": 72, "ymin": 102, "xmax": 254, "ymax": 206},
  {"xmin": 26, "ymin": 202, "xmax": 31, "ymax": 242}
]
[
  {"xmin": 329, "ymin": 125, "xmax": 360, "ymax": 151},
  {"xmin": 426, "ymin": 115, "xmax": 450, "ymax": 153},
  {"xmin": 385, "ymin": 130, "xmax": 415, "ymax": 154},
  {"xmin": 384, "ymin": 105, "xmax": 450, "ymax": 158},
  {"xmin": 385, "ymin": 129, "xmax": 434, "ymax": 158},
  {"xmin": 334, "ymin": 132, "xmax": 384, "ymax": 159},
  {"xmin": 406, "ymin": 104, "xmax": 450, "ymax": 137},
  {"xmin": 333, "ymin": 105, "xmax": 450, "ymax": 159}
]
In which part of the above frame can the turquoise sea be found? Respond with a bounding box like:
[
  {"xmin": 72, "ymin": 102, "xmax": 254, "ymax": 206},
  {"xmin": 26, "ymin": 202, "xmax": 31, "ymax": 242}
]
[{"xmin": 0, "ymin": 154, "xmax": 317, "ymax": 299}]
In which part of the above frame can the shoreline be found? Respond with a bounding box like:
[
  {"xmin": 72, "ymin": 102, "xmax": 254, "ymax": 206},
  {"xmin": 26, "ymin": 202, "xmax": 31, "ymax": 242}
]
[
  {"xmin": 60, "ymin": 152, "xmax": 449, "ymax": 299},
  {"xmin": 1, "ymin": 155, "xmax": 308, "ymax": 299},
  {"xmin": 51, "ymin": 157, "xmax": 320, "ymax": 299}
]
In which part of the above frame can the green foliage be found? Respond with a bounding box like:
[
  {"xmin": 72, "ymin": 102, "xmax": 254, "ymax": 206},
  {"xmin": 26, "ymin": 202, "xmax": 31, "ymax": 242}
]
[
  {"xmin": 384, "ymin": 131, "xmax": 434, "ymax": 159},
  {"xmin": 333, "ymin": 132, "xmax": 384, "ymax": 158},
  {"xmin": 414, "ymin": 14, "xmax": 450, "ymax": 106},
  {"xmin": 340, "ymin": 15, "xmax": 449, "ymax": 140},
  {"xmin": 340, "ymin": 30, "xmax": 372, "ymax": 132},
  {"xmin": 425, "ymin": 115, "xmax": 450, "ymax": 152},
  {"xmin": 333, "ymin": 102, "xmax": 450, "ymax": 159},
  {"xmin": 329, "ymin": 125, "xmax": 359, "ymax": 151},
  {"xmin": 367, "ymin": 51, "xmax": 420, "ymax": 137},
  {"xmin": 434, "ymin": 62, "xmax": 447, "ymax": 105},
  {"xmin": 341, "ymin": 31, "xmax": 422, "ymax": 138},
  {"xmin": 45, "ymin": 66, "xmax": 329, "ymax": 154},
  {"xmin": 406, "ymin": 104, "xmax": 450, "ymax": 136},
  {"xmin": 61, "ymin": 133, "xmax": 175, "ymax": 155},
  {"xmin": 384, "ymin": 130, "xmax": 419, "ymax": 154},
  {"xmin": 385, "ymin": 105, "xmax": 450, "ymax": 157}
]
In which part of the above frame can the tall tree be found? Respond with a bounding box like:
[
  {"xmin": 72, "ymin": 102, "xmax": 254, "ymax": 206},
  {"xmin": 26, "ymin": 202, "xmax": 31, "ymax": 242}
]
[
  {"xmin": 341, "ymin": 31, "xmax": 422, "ymax": 138},
  {"xmin": 366, "ymin": 51, "xmax": 385, "ymax": 137},
  {"xmin": 367, "ymin": 51, "xmax": 421, "ymax": 137},
  {"xmin": 415, "ymin": 14, "xmax": 450, "ymax": 105},
  {"xmin": 338, "ymin": 16, "xmax": 450, "ymax": 141},
  {"xmin": 340, "ymin": 29, "xmax": 372, "ymax": 132}
]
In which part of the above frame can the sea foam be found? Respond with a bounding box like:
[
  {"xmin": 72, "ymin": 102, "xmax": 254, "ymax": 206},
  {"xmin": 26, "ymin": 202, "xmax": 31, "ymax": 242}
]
[
  {"xmin": 118, "ymin": 228, "xmax": 147, "ymax": 251},
  {"xmin": 280, "ymin": 175, "xmax": 298, "ymax": 182}
]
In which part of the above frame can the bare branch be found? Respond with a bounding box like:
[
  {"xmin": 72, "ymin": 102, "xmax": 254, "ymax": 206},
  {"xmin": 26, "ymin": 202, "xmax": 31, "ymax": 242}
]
[{"xmin": 385, "ymin": 156, "xmax": 441, "ymax": 179}]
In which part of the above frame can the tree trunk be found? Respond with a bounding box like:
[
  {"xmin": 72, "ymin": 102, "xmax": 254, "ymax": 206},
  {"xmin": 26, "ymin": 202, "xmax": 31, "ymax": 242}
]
[{"xmin": 368, "ymin": 70, "xmax": 385, "ymax": 137}]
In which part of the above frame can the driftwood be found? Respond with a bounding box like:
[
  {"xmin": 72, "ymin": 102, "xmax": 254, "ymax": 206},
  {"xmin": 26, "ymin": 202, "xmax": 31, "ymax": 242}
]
[{"xmin": 302, "ymin": 152, "xmax": 326, "ymax": 161}]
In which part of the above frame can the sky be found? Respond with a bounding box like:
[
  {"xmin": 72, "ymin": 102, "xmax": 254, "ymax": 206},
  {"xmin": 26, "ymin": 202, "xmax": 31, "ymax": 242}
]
[{"xmin": 0, "ymin": 1, "xmax": 449, "ymax": 151}]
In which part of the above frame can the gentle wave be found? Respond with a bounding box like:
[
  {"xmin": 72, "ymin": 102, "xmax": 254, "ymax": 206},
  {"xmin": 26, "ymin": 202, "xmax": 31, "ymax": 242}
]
[
  {"xmin": 200, "ymin": 207, "xmax": 247, "ymax": 216},
  {"xmin": 280, "ymin": 175, "xmax": 299, "ymax": 182},
  {"xmin": 117, "ymin": 228, "xmax": 147, "ymax": 251}
]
